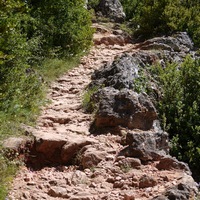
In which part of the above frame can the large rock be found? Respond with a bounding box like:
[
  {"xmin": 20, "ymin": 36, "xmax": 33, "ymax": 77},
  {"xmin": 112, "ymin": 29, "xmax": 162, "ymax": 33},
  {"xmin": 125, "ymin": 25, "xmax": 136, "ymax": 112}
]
[
  {"xmin": 139, "ymin": 32, "xmax": 194, "ymax": 53},
  {"xmin": 115, "ymin": 156, "xmax": 141, "ymax": 169},
  {"xmin": 94, "ymin": 34, "xmax": 130, "ymax": 46},
  {"xmin": 61, "ymin": 136, "xmax": 94, "ymax": 163},
  {"xmin": 152, "ymin": 174, "xmax": 198, "ymax": 200},
  {"xmin": 94, "ymin": 87, "xmax": 157, "ymax": 130},
  {"xmin": 139, "ymin": 174, "xmax": 157, "ymax": 188},
  {"xmin": 90, "ymin": 52, "xmax": 161, "ymax": 108},
  {"xmin": 119, "ymin": 129, "xmax": 169, "ymax": 161},
  {"xmin": 97, "ymin": 0, "xmax": 126, "ymax": 22},
  {"xmin": 26, "ymin": 132, "xmax": 96, "ymax": 167},
  {"xmin": 91, "ymin": 54, "xmax": 140, "ymax": 90},
  {"xmin": 2, "ymin": 136, "xmax": 33, "ymax": 159},
  {"xmin": 80, "ymin": 144, "xmax": 108, "ymax": 169},
  {"xmin": 3, "ymin": 136, "xmax": 33, "ymax": 152},
  {"xmin": 48, "ymin": 187, "xmax": 69, "ymax": 198},
  {"xmin": 93, "ymin": 23, "xmax": 132, "ymax": 46},
  {"xmin": 135, "ymin": 32, "xmax": 198, "ymax": 68},
  {"xmin": 89, "ymin": 54, "xmax": 158, "ymax": 131},
  {"xmin": 156, "ymin": 156, "xmax": 190, "ymax": 172}
]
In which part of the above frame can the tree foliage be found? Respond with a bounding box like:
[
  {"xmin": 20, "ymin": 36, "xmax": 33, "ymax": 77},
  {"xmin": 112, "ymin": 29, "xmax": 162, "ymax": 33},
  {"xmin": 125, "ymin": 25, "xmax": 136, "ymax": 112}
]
[{"xmin": 120, "ymin": 0, "xmax": 141, "ymax": 20}]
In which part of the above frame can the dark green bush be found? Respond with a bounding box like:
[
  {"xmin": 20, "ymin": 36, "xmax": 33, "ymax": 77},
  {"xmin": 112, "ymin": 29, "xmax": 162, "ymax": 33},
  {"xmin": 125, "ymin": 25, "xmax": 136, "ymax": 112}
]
[
  {"xmin": 0, "ymin": 0, "xmax": 44, "ymax": 121},
  {"xmin": 120, "ymin": 0, "xmax": 143, "ymax": 21},
  {"xmin": 150, "ymin": 56, "xmax": 200, "ymax": 179},
  {"xmin": 121, "ymin": 0, "xmax": 200, "ymax": 46},
  {"xmin": 28, "ymin": 0, "xmax": 93, "ymax": 57}
]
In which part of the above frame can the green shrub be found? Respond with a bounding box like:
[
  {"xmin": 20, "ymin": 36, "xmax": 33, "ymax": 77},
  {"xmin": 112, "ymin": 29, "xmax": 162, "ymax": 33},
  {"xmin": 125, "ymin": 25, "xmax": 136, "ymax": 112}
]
[
  {"xmin": 150, "ymin": 56, "xmax": 200, "ymax": 179},
  {"xmin": 121, "ymin": 0, "xmax": 200, "ymax": 46},
  {"xmin": 120, "ymin": 0, "xmax": 143, "ymax": 21},
  {"xmin": 29, "ymin": 0, "xmax": 93, "ymax": 57},
  {"xmin": 0, "ymin": 0, "xmax": 41, "ymax": 121}
]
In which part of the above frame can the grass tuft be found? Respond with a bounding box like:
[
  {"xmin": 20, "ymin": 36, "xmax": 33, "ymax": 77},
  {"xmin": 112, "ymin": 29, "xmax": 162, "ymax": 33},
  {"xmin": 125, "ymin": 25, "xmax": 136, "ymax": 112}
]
[
  {"xmin": 37, "ymin": 57, "xmax": 80, "ymax": 83},
  {"xmin": 82, "ymin": 86, "xmax": 99, "ymax": 113}
]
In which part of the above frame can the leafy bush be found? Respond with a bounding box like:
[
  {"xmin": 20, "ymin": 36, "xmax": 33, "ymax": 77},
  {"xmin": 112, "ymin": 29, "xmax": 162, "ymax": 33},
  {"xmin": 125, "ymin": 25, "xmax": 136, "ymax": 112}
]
[
  {"xmin": 121, "ymin": 0, "xmax": 200, "ymax": 46},
  {"xmin": 150, "ymin": 56, "xmax": 200, "ymax": 179},
  {"xmin": 0, "ymin": 0, "xmax": 94, "ymax": 129},
  {"xmin": 0, "ymin": 0, "xmax": 41, "ymax": 120},
  {"xmin": 29, "ymin": 0, "xmax": 93, "ymax": 57},
  {"xmin": 0, "ymin": 0, "xmax": 93, "ymax": 119},
  {"xmin": 120, "ymin": 0, "xmax": 143, "ymax": 21}
]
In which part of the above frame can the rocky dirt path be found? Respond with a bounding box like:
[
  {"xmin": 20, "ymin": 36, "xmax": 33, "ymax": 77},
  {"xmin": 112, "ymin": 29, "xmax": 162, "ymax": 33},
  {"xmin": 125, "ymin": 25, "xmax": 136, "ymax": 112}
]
[{"xmin": 8, "ymin": 24, "xmax": 196, "ymax": 200}]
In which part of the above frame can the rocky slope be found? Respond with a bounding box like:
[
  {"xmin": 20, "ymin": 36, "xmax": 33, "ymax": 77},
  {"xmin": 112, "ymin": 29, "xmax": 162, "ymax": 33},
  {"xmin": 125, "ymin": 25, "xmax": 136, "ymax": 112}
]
[{"xmin": 5, "ymin": 23, "xmax": 198, "ymax": 200}]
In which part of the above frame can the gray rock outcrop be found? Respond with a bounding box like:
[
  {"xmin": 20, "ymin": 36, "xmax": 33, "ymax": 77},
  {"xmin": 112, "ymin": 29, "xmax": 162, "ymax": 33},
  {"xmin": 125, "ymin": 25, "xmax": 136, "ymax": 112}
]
[
  {"xmin": 89, "ymin": 32, "xmax": 199, "ymax": 133},
  {"xmin": 156, "ymin": 156, "xmax": 190, "ymax": 172},
  {"xmin": 91, "ymin": 54, "xmax": 140, "ymax": 89},
  {"xmin": 89, "ymin": 53, "xmax": 158, "ymax": 130},
  {"xmin": 152, "ymin": 174, "xmax": 198, "ymax": 200},
  {"xmin": 97, "ymin": 0, "xmax": 126, "ymax": 22},
  {"xmin": 93, "ymin": 87, "xmax": 157, "ymax": 130},
  {"xmin": 140, "ymin": 32, "xmax": 194, "ymax": 53},
  {"xmin": 136, "ymin": 32, "xmax": 198, "ymax": 67},
  {"xmin": 122, "ymin": 130, "xmax": 169, "ymax": 161}
]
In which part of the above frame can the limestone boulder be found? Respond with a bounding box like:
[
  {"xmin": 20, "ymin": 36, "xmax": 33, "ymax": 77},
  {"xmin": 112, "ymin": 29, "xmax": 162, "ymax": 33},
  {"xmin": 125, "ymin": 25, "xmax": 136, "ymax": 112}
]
[
  {"xmin": 27, "ymin": 132, "xmax": 96, "ymax": 166},
  {"xmin": 139, "ymin": 32, "xmax": 194, "ymax": 53},
  {"xmin": 139, "ymin": 174, "xmax": 157, "ymax": 188},
  {"xmin": 152, "ymin": 174, "xmax": 198, "ymax": 200},
  {"xmin": 3, "ymin": 136, "xmax": 33, "ymax": 153},
  {"xmin": 97, "ymin": 0, "xmax": 125, "ymax": 22},
  {"xmin": 91, "ymin": 54, "xmax": 140, "ymax": 90},
  {"xmin": 135, "ymin": 32, "xmax": 199, "ymax": 68},
  {"xmin": 80, "ymin": 144, "xmax": 108, "ymax": 169},
  {"xmin": 119, "ymin": 130, "xmax": 169, "ymax": 161},
  {"xmin": 156, "ymin": 156, "xmax": 190, "ymax": 172},
  {"xmin": 94, "ymin": 87, "xmax": 157, "ymax": 130},
  {"xmin": 61, "ymin": 135, "xmax": 94, "ymax": 163}
]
